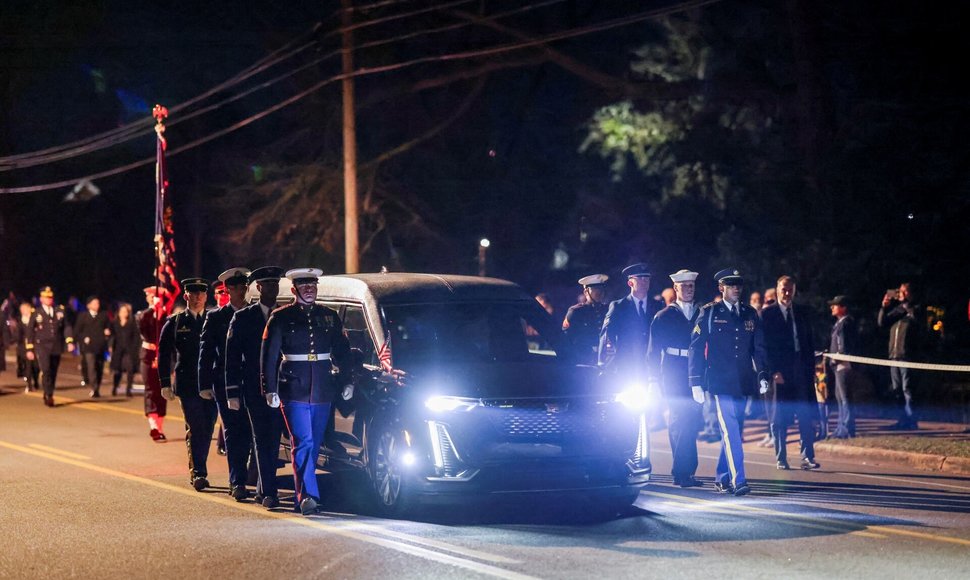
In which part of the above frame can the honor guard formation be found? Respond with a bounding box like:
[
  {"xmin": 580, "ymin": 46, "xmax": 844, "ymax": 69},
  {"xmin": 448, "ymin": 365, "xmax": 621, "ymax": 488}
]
[{"xmin": 0, "ymin": 261, "xmax": 932, "ymax": 511}]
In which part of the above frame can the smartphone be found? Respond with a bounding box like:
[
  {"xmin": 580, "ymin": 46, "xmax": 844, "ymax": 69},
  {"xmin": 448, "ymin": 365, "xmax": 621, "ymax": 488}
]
[{"xmin": 885, "ymin": 289, "xmax": 898, "ymax": 300}]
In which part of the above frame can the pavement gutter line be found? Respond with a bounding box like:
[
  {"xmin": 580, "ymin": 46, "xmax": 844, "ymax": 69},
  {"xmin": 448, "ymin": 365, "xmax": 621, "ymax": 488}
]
[
  {"xmin": 0, "ymin": 439, "xmax": 536, "ymax": 580},
  {"xmin": 642, "ymin": 489, "xmax": 970, "ymax": 547}
]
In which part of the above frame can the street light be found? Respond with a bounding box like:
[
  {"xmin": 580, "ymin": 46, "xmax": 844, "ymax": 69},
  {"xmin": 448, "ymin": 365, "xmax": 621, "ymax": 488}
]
[{"xmin": 478, "ymin": 238, "xmax": 490, "ymax": 276}]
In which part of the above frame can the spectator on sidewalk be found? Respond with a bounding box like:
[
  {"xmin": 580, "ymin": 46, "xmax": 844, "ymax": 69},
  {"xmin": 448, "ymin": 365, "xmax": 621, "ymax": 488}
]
[
  {"xmin": 878, "ymin": 282, "xmax": 922, "ymax": 430},
  {"xmin": 828, "ymin": 296, "xmax": 859, "ymax": 438}
]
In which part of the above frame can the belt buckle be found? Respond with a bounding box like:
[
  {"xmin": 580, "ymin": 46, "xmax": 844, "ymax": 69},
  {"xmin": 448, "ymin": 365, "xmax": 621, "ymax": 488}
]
[{"xmin": 307, "ymin": 353, "xmax": 317, "ymax": 362}]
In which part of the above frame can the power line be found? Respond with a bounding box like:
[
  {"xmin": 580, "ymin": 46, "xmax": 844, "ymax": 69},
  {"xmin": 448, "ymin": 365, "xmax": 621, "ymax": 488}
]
[
  {"xmin": 0, "ymin": 0, "xmax": 722, "ymax": 194},
  {"xmin": 1, "ymin": 0, "xmax": 572, "ymax": 172}
]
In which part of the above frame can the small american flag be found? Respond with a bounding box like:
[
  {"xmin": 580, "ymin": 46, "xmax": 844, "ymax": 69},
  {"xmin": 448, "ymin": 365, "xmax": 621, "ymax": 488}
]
[{"xmin": 377, "ymin": 330, "xmax": 393, "ymax": 371}]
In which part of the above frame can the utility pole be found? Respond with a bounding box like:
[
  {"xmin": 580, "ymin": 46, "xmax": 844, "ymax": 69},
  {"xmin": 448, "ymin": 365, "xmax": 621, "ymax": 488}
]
[{"xmin": 341, "ymin": 0, "xmax": 360, "ymax": 273}]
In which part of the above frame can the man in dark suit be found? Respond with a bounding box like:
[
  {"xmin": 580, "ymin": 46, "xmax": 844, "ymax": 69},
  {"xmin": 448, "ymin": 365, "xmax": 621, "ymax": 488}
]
[
  {"xmin": 25, "ymin": 286, "xmax": 75, "ymax": 407},
  {"xmin": 761, "ymin": 275, "xmax": 820, "ymax": 470},
  {"xmin": 648, "ymin": 269, "xmax": 703, "ymax": 487},
  {"xmin": 599, "ymin": 263, "xmax": 662, "ymax": 374},
  {"xmin": 226, "ymin": 266, "xmax": 285, "ymax": 509},
  {"xmin": 689, "ymin": 269, "xmax": 768, "ymax": 496},
  {"xmin": 261, "ymin": 268, "xmax": 353, "ymax": 516},
  {"xmin": 199, "ymin": 267, "xmax": 253, "ymax": 501},
  {"xmin": 158, "ymin": 278, "xmax": 217, "ymax": 491},
  {"xmin": 73, "ymin": 296, "xmax": 111, "ymax": 398}
]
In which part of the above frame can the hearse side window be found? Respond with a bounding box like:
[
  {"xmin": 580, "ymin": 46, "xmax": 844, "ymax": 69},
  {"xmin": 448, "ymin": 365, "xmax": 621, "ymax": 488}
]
[{"xmin": 342, "ymin": 305, "xmax": 377, "ymax": 366}]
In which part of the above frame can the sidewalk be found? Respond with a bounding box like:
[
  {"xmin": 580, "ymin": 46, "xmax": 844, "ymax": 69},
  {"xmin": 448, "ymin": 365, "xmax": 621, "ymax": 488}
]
[{"xmin": 741, "ymin": 417, "xmax": 970, "ymax": 476}]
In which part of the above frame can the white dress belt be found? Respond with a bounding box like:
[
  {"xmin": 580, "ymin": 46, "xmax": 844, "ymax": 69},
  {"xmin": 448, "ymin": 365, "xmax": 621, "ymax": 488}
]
[
  {"xmin": 282, "ymin": 353, "xmax": 331, "ymax": 362},
  {"xmin": 665, "ymin": 347, "xmax": 689, "ymax": 357}
]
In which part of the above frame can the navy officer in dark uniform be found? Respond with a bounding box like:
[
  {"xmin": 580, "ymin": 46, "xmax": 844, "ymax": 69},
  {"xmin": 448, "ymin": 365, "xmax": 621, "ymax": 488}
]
[
  {"xmin": 561, "ymin": 273, "xmax": 609, "ymax": 365},
  {"xmin": 25, "ymin": 286, "xmax": 75, "ymax": 407},
  {"xmin": 688, "ymin": 268, "xmax": 768, "ymax": 496},
  {"xmin": 261, "ymin": 268, "xmax": 353, "ymax": 516},
  {"xmin": 199, "ymin": 267, "xmax": 253, "ymax": 501},
  {"xmin": 648, "ymin": 269, "xmax": 703, "ymax": 487},
  {"xmin": 598, "ymin": 263, "xmax": 661, "ymax": 373},
  {"xmin": 226, "ymin": 266, "xmax": 285, "ymax": 509},
  {"xmin": 158, "ymin": 277, "xmax": 218, "ymax": 491}
]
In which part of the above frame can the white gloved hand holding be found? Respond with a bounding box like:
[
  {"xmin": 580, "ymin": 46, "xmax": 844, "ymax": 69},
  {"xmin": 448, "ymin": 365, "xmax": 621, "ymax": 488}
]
[
  {"xmin": 265, "ymin": 392, "xmax": 281, "ymax": 408},
  {"xmin": 199, "ymin": 389, "xmax": 214, "ymax": 400},
  {"xmin": 227, "ymin": 397, "xmax": 240, "ymax": 411},
  {"xmin": 759, "ymin": 379, "xmax": 770, "ymax": 395},
  {"xmin": 341, "ymin": 384, "xmax": 354, "ymax": 401},
  {"xmin": 691, "ymin": 386, "xmax": 705, "ymax": 404},
  {"xmin": 161, "ymin": 387, "xmax": 175, "ymax": 401}
]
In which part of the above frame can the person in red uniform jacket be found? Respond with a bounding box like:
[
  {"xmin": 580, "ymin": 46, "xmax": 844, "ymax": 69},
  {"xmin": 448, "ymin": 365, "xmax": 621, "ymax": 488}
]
[{"xmin": 138, "ymin": 286, "xmax": 169, "ymax": 441}]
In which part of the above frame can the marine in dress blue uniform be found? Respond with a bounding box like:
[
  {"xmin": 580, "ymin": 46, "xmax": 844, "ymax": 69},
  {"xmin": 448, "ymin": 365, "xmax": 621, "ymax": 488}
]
[
  {"xmin": 199, "ymin": 267, "xmax": 255, "ymax": 501},
  {"xmin": 761, "ymin": 275, "xmax": 819, "ymax": 470},
  {"xmin": 648, "ymin": 269, "xmax": 703, "ymax": 487},
  {"xmin": 24, "ymin": 286, "xmax": 75, "ymax": 407},
  {"xmin": 688, "ymin": 269, "xmax": 768, "ymax": 496},
  {"xmin": 260, "ymin": 268, "xmax": 353, "ymax": 516},
  {"xmin": 226, "ymin": 266, "xmax": 286, "ymax": 509},
  {"xmin": 561, "ymin": 274, "xmax": 609, "ymax": 365},
  {"xmin": 158, "ymin": 278, "xmax": 218, "ymax": 491}
]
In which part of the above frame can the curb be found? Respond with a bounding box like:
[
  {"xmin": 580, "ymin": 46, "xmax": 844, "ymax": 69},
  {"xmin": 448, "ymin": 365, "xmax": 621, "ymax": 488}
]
[{"xmin": 815, "ymin": 442, "xmax": 970, "ymax": 476}]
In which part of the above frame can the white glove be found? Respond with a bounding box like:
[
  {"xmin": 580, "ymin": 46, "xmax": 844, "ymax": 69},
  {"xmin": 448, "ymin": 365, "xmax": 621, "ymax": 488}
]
[
  {"xmin": 199, "ymin": 389, "xmax": 214, "ymax": 400},
  {"xmin": 341, "ymin": 384, "xmax": 354, "ymax": 401},
  {"xmin": 691, "ymin": 386, "xmax": 705, "ymax": 404},
  {"xmin": 227, "ymin": 397, "xmax": 240, "ymax": 411},
  {"xmin": 266, "ymin": 392, "xmax": 281, "ymax": 408},
  {"xmin": 161, "ymin": 387, "xmax": 175, "ymax": 401},
  {"xmin": 759, "ymin": 379, "xmax": 770, "ymax": 395}
]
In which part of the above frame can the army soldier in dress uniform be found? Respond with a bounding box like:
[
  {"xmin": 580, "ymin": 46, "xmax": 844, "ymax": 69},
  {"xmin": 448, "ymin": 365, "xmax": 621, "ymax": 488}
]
[
  {"xmin": 688, "ymin": 269, "xmax": 768, "ymax": 496},
  {"xmin": 648, "ymin": 269, "xmax": 703, "ymax": 487},
  {"xmin": 561, "ymin": 274, "xmax": 609, "ymax": 365},
  {"xmin": 261, "ymin": 268, "xmax": 353, "ymax": 516},
  {"xmin": 226, "ymin": 266, "xmax": 285, "ymax": 509},
  {"xmin": 25, "ymin": 286, "xmax": 75, "ymax": 407},
  {"xmin": 199, "ymin": 268, "xmax": 254, "ymax": 501},
  {"xmin": 158, "ymin": 278, "xmax": 218, "ymax": 491}
]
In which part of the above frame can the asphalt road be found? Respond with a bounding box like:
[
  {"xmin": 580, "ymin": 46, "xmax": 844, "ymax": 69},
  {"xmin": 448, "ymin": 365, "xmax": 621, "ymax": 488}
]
[{"xmin": 2, "ymin": 361, "xmax": 969, "ymax": 579}]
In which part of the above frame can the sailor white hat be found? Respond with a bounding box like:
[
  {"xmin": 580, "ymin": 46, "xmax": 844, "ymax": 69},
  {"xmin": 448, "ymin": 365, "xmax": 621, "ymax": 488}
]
[{"xmin": 669, "ymin": 269, "xmax": 699, "ymax": 283}]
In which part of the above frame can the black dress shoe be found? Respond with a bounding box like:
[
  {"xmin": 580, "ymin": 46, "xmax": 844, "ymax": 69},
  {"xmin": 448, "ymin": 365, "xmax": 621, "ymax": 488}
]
[
  {"xmin": 90, "ymin": 390, "xmax": 101, "ymax": 398},
  {"xmin": 776, "ymin": 460, "xmax": 791, "ymax": 470},
  {"xmin": 713, "ymin": 482, "xmax": 734, "ymax": 494},
  {"xmin": 217, "ymin": 446, "xmax": 227, "ymax": 456},
  {"xmin": 192, "ymin": 477, "xmax": 209, "ymax": 492},
  {"xmin": 733, "ymin": 483, "xmax": 751, "ymax": 496},
  {"xmin": 679, "ymin": 477, "xmax": 703, "ymax": 488},
  {"xmin": 150, "ymin": 428, "xmax": 160, "ymax": 441},
  {"xmin": 262, "ymin": 496, "xmax": 280, "ymax": 509},
  {"xmin": 44, "ymin": 395, "xmax": 55, "ymax": 407},
  {"xmin": 801, "ymin": 457, "xmax": 821, "ymax": 470},
  {"xmin": 299, "ymin": 496, "xmax": 318, "ymax": 516},
  {"xmin": 230, "ymin": 485, "xmax": 250, "ymax": 502}
]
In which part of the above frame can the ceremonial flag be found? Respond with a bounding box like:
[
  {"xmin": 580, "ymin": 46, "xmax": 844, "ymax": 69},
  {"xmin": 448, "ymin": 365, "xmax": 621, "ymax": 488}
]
[
  {"xmin": 153, "ymin": 105, "xmax": 180, "ymax": 316},
  {"xmin": 377, "ymin": 330, "xmax": 393, "ymax": 371}
]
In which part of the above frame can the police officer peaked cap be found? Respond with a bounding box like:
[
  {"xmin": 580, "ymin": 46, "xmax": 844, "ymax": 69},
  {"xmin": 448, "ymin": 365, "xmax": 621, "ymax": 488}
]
[
  {"xmin": 714, "ymin": 268, "xmax": 744, "ymax": 285},
  {"xmin": 286, "ymin": 267, "xmax": 323, "ymax": 284},
  {"xmin": 181, "ymin": 277, "xmax": 210, "ymax": 292},
  {"xmin": 218, "ymin": 267, "xmax": 251, "ymax": 286},
  {"xmin": 669, "ymin": 269, "xmax": 699, "ymax": 283},
  {"xmin": 578, "ymin": 274, "xmax": 609, "ymax": 287},
  {"xmin": 622, "ymin": 263, "xmax": 651, "ymax": 278},
  {"xmin": 248, "ymin": 266, "xmax": 285, "ymax": 284},
  {"xmin": 38, "ymin": 286, "xmax": 54, "ymax": 297},
  {"xmin": 828, "ymin": 295, "xmax": 849, "ymax": 307}
]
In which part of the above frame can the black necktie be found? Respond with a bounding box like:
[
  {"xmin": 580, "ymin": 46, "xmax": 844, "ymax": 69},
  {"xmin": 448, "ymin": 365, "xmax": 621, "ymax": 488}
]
[{"xmin": 637, "ymin": 300, "xmax": 644, "ymax": 319}]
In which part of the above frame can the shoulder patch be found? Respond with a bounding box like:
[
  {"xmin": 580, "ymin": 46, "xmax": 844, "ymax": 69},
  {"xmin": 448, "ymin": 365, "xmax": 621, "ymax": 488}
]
[{"xmin": 693, "ymin": 324, "xmax": 701, "ymax": 335}]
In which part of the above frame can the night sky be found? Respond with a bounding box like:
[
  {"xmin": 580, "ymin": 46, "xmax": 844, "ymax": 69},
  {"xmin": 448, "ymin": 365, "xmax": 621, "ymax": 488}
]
[{"xmin": 1, "ymin": 1, "xmax": 967, "ymax": 345}]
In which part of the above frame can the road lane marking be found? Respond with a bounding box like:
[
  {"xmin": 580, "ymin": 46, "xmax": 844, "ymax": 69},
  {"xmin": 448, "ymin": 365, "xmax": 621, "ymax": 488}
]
[
  {"xmin": 0, "ymin": 439, "xmax": 532, "ymax": 579},
  {"xmin": 23, "ymin": 391, "xmax": 185, "ymax": 421},
  {"xmin": 643, "ymin": 489, "xmax": 970, "ymax": 547},
  {"xmin": 329, "ymin": 522, "xmax": 521, "ymax": 564},
  {"xmin": 27, "ymin": 444, "xmax": 90, "ymax": 460}
]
